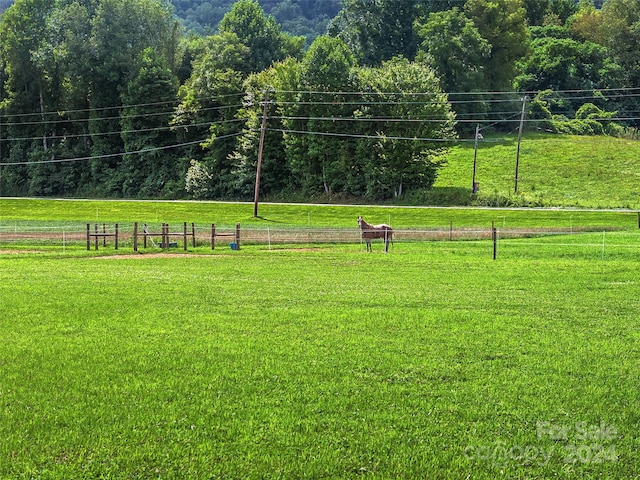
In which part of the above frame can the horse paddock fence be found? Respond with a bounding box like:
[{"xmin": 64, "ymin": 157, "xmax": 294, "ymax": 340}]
[
  {"xmin": 87, "ymin": 223, "xmax": 119, "ymax": 251},
  {"xmin": 211, "ymin": 223, "xmax": 241, "ymax": 250},
  {"xmin": 0, "ymin": 222, "xmax": 638, "ymax": 259},
  {"xmin": 133, "ymin": 222, "xmax": 197, "ymax": 251}
]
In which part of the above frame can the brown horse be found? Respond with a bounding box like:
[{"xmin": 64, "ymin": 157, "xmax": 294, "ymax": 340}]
[{"xmin": 358, "ymin": 216, "xmax": 393, "ymax": 252}]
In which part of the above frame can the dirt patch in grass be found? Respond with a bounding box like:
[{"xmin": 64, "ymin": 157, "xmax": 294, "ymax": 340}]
[
  {"xmin": 0, "ymin": 249, "xmax": 47, "ymax": 255},
  {"xmin": 91, "ymin": 253, "xmax": 223, "ymax": 259},
  {"xmin": 260, "ymin": 247, "xmax": 324, "ymax": 252}
]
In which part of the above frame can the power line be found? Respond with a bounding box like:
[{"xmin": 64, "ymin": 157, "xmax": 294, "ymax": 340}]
[
  {"xmin": 0, "ymin": 104, "xmax": 246, "ymax": 128},
  {"xmin": 3, "ymin": 89, "xmax": 640, "ymax": 129},
  {"xmin": 276, "ymin": 87, "xmax": 640, "ymax": 96},
  {"xmin": 0, "ymin": 132, "xmax": 245, "ymax": 167},
  {"xmin": 2, "ymin": 88, "xmax": 640, "ymax": 167},
  {"xmin": 2, "ymin": 118, "xmax": 248, "ymax": 143},
  {"xmin": 270, "ymin": 112, "xmax": 640, "ymax": 126},
  {"xmin": 270, "ymin": 115, "xmax": 455, "ymax": 123},
  {"xmin": 267, "ymin": 128, "xmax": 456, "ymax": 142},
  {"xmin": 2, "ymin": 87, "xmax": 639, "ymax": 124},
  {"xmin": 0, "ymin": 92, "xmax": 246, "ymax": 120}
]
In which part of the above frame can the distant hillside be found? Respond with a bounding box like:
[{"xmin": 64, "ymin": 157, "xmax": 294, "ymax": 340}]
[
  {"xmin": 0, "ymin": 0, "xmax": 14, "ymax": 14},
  {"xmin": 433, "ymin": 134, "xmax": 640, "ymax": 209},
  {"xmin": 171, "ymin": 0, "xmax": 341, "ymax": 42}
]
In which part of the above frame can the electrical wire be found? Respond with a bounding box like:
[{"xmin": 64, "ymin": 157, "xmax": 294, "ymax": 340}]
[
  {"xmin": 0, "ymin": 92, "xmax": 246, "ymax": 120},
  {"xmin": 267, "ymin": 128, "xmax": 457, "ymax": 142},
  {"xmin": 270, "ymin": 115, "xmax": 454, "ymax": 123},
  {"xmin": 2, "ymin": 87, "xmax": 640, "ymax": 168},
  {"xmin": 0, "ymin": 132, "xmax": 245, "ymax": 166},
  {"xmin": 0, "ymin": 103, "xmax": 246, "ymax": 127},
  {"xmin": 2, "ymin": 118, "xmax": 248, "ymax": 143},
  {"xmin": 2, "ymin": 89, "xmax": 639, "ymax": 129},
  {"xmin": 2, "ymin": 86, "xmax": 638, "ymax": 124},
  {"xmin": 275, "ymin": 86, "xmax": 640, "ymax": 96}
]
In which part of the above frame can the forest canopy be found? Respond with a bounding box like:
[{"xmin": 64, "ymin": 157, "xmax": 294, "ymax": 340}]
[{"xmin": 0, "ymin": 0, "xmax": 638, "ymax": 201}]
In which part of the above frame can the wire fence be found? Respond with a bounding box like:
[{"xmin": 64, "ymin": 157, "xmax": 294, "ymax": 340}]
[
  {"xmin": 0, "ymin": 223, "xmax": 493, "ymax": 249},
  {"xmin": 1, "ymin": 222, "xmax": 638, "ymax": 260}
]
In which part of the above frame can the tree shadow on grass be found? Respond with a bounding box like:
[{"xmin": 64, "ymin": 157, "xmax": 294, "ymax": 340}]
[{"xmin": 416, "ymin": 187, "xmax": 473, "ymax": 206}]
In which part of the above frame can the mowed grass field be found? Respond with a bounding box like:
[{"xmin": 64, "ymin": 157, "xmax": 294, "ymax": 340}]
[
  {"xmin": 1, "ymin": 197, "xmax": 639, "ymax": 230},
  {"xmin": 2, "ymin": 199, "xmax": 640, "ymax": 478}
]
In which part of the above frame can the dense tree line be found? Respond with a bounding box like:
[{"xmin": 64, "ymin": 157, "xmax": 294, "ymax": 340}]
[{"xmin": 0, "ymin": 0, "xmax": 639, "ymax": 200}]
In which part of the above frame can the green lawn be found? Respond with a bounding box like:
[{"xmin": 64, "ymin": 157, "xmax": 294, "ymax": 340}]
[
  {"xmin": 2, "ymin": 236, "xmax": 640, "ymax": 478},
  {"xmin": 1, "ymin": 197, "xmax": 638, "ymax": 231}
]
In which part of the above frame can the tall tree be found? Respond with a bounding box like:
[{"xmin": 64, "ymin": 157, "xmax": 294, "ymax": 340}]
[
  {"xmin": 174, "ymin": 33, "xmax": 247, "ymax": 198},
  {"xmin": 522, "ymin": 0, "xmax": 551, "ymax": 26},
  {"xmin": 515, "ymin": 33, "xmax": 623, "ymax": 97},
  {"xmin": 44, "ymin": 0, "xmax": 97, "ymax": 194},
  {"xmin": 600, "ymin": 0, "xmax": 640, "ymax": 127},
  {"xmin": 88, "ymin": 0, "xmax": 181, "ymax": 195},
  {"xmin": 354, "ymin": 58, "xmax": 456, "ymax": 199},
  {"xmin": 568, "ymin": 0, "xmax": 605, "ymax": 44},
  {"xmin": 547, "ymin": 0, "xmax": 578, "ymax": 24},
  {"xmin": 465, "ymin": 0, "xmax": 530, "ymax": 91},
  {"xmin": 218, "ymin": 0, "xmax": 304, "ymax": 74},
  {"xmin": 230, "ymin": 57, "xmax": 301, "ymax": 198},
  {"xmin": 328, "ymin": 0, "xmax": 419, "ymax": 66},
  {"xmin": 120, "ymin": 47, "xmax": 180, "ymax": 198},
  {"xmin": 0, "ymin": 0, "xmax": 65, "ymax": 195},
  {"xmin": 0, "ymin": 0, "xmax": 54, "ymax": 110},
  {"xmin": 416, "ymin": 8, "xmax": 491, "ymax": 132},
  {"xmin": 601, "ymin": 0, "xmax": 640, "ymax": 86},
  {"xmin": 290, "ymin": 36, "xmax": 358, "ymax": 195},
  {"xmin": 415, "ymin": 0, "xmax": 467, "ymax": 19}
]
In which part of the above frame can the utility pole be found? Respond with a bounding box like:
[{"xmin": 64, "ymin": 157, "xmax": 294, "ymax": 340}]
[
  {"xmin": 472, "ymin": 124, "xmax": 480, "ymax": 194},
  {"xmin": 253, "ymin": 88, "xmax": 271, "ymax": 218},
  {"xmin": 0, "ymin": 15, "xmax": 3, "ymax": 199},
  {"xmin": 514, "ymin": 95, "xmax": 527, "ymax": 194}
]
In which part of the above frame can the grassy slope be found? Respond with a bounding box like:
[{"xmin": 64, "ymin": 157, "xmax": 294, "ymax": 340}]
[
  {"xmin": 1, "ymin": 239, "xmax": 640, "ymax": 478},
  {"xmin": 2, "ymin": 134, "xmax": 639, "ymax": 224},
  {"xmin": 436, "ymin": 133, "xmax": 640, "ymax": 208}
]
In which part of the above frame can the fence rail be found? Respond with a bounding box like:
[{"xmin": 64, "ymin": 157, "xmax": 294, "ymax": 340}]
[
  {"xmin": 1, "ymin": 222, "xmax": 633, "ymax": 250},
  {"xmin": 0, "ymin": 225, "xmax": 503, "ymax": 246}
]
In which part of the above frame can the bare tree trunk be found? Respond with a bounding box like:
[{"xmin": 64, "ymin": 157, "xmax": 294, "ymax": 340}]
[{"xmin": 322, "ymin": 159, "xmax": 330, "ymax": 194}]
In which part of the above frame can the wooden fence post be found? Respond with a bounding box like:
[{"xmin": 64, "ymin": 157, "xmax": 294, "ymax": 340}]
[
  {"xmin": 94, "ymin": 224, "xmax": 99, "ymax": 250},
  {"xmin": 236, "ymin": 223, "xmax": 241, "ymax": 250},
  {"xmin": 183, "ymin": 222, "xmax": 188, "ymax": 251},
  {"xmin": 492, "ymin": 221, "xmax": 497, "ymax": 260},
  {"xmin": 133, "ymin": 222, "xmax": 138, "ymax": 252},
  {"xmin": 86, "ymin": 224, "xmax": 90, "ymax": 250},
  {"xmin": 115, "ymin": 224, "xmax": 119, "ymax": 250},
  {"xmin": 211, "ymin": 224, "xmax": 216, "ymax": 250},
  {"xmin": 192, "ymin": 223, "xmax": 196, "ymax": 248},
  {"xmin": 162, "ymin": 223, "xmax": 168, "ymax": 249}
]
